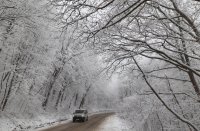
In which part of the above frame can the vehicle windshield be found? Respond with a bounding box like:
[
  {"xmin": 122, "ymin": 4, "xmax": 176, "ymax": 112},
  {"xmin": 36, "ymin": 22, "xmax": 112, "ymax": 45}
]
[{"xmin": 75, "ymin": 110, "xmax": 85, "ymax": 113}]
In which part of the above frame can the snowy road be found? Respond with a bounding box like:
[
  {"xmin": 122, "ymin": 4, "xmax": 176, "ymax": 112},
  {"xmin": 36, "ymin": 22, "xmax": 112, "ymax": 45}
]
[{"xmin": 41, "ymin": 113, "xmax": 131, "ymax": 131}]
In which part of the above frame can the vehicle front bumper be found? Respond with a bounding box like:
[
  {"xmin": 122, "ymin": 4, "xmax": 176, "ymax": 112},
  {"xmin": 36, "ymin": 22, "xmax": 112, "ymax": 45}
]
[{"xmin": 73, "ymin": 116, "xmax": 85, "ymax": 120}]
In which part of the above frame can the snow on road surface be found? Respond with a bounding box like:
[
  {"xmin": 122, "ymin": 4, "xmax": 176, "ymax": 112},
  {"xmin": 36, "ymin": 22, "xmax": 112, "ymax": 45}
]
[{"xmin": 95, "ymin": 114, "xmax": 133, "ymax": 131}]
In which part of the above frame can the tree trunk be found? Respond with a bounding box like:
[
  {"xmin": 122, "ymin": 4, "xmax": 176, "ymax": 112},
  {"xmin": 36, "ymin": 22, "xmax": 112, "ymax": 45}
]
[
  {"xmin": 79, "ymin": 85, "xmax": 91, "ymax": 109},
  {"xmin": 178, "ymin": 18, "xmax": 200, "ymax": 97},
  {"xmin": 42, "ymin": 67, "xmax": 61, "ymax": 109},
  {"xmin": 55, "ymin": 90, "xmax": 62, "ymax": 110},
  {"xmin": 74, "ymin": 93, "xmax": 78, "ymax": 106},
  {"xmin": 0, "ymin": 72, "xmax": 14, "ymax": 111}
]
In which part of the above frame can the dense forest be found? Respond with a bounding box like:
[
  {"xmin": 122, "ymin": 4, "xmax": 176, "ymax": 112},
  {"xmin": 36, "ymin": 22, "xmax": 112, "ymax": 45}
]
[{"xmin": 1, "ymin": 0, "xmax": 200, "ymax": 131}]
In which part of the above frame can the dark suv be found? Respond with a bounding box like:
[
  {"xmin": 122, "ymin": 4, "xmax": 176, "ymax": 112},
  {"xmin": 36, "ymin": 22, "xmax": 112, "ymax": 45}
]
[{"xmin": 73, "ymin": 109, "xmax": 88, "ymax": 122}]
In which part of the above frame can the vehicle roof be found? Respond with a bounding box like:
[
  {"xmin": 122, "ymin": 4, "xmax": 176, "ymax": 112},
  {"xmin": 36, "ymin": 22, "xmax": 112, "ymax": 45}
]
[{"xmin": 75, "ymin": 109, "xmax": 87, "ymax": 111}]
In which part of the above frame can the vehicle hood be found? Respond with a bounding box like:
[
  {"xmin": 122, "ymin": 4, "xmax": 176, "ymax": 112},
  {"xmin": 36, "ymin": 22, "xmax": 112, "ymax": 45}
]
[{"xmin": 73, "ymin": 113, "xmax": 85, "ymax": 116}]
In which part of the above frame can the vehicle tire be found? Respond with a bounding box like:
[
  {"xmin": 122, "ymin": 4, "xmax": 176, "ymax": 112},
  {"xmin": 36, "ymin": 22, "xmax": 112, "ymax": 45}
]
[{"xmin": 73, "ymin": 118, "xmax": 75, "ymax": 122}]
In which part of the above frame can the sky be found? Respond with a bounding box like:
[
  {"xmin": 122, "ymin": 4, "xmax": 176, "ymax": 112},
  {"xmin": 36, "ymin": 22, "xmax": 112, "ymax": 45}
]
[{"xmin": 106, "ymin": 74, "xmax": 121, "ymax": 95}]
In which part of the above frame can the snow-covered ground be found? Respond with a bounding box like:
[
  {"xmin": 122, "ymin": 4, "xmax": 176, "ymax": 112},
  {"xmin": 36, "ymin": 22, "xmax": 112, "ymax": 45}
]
[
  {"xmin": 0, "ymin": 112, "xmax": 70, "ymax": 131},
  {"xmin": 96, "ymin": 114, "xmax": 134, "ymax": 131}
]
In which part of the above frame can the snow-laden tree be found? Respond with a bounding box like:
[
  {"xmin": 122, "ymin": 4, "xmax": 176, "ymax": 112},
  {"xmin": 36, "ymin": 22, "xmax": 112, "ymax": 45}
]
[
  {"xmin": 49, "ymin": 0, "xmax": 200, "ymax": 130},
  {"xmin": 0, "ymin": 0, "xmax": 46, "ymax": 112},
  {"xmin": 0, "ymin": 1, "xmax": 112, "ymax": 127}
]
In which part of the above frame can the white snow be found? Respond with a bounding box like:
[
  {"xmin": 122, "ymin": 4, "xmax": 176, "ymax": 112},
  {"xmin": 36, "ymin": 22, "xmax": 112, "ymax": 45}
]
[
  {"xmin": 0, "ymin": 112, "xmax": 70, "ymax": 131},
  {"xmin": 96, "ymin": 114, "xmax": 134, "ymax": 131}
]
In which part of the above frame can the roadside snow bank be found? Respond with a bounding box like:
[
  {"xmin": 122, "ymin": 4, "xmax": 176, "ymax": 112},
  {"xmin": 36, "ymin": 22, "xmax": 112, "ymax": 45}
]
[
  {"xmin": 0, "ymin": 112, "xmax": 70, "ymax": 131},
  {"xmin": 96, "ymin": 114, "xmax": 134, "ymax": 131}
]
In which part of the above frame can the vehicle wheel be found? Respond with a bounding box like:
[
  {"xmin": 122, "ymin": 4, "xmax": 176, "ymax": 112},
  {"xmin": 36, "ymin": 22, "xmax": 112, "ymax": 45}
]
[{"xmin": 73, "ymin": 118, "xmax": 75, "ymax": 122}]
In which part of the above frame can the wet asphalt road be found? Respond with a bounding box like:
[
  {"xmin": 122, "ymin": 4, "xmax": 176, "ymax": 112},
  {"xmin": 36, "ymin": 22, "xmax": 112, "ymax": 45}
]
[{"xmin": 41, "ymin": 113, "xmax": 114, "ymax": 131}]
